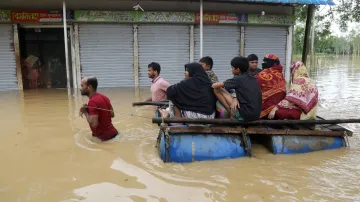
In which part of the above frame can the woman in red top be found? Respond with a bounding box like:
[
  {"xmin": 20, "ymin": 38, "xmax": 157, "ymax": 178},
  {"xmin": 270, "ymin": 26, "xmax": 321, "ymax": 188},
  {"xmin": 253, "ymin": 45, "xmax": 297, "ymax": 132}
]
[{"xmin": 255, "ymin": 54, "xmax": 286, "ymax": 119}]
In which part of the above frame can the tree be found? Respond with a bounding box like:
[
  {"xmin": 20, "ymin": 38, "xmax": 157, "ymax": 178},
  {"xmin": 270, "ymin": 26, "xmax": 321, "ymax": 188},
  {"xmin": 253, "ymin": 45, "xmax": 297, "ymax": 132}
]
[{"xmin": 293, "ymin": 2, "xmax": 360, "ymax": 55}]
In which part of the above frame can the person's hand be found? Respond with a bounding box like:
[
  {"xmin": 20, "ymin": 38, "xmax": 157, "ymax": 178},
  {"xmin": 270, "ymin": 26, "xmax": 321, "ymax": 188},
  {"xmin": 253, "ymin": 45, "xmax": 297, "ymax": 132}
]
[
  {"xmin": 79, "ymin": 104, "xmax": 88, "ymax": 117},
  {"xmin": 268, "ymin": 107, "xmax": 278, "ymax": 119},
  {"xmin": 159, "ymin": 109, "xmax": 170, "ymax": 118},
  {"xmin": 231, "ymin": 98, "xmax": 240, "ymax": 112}
]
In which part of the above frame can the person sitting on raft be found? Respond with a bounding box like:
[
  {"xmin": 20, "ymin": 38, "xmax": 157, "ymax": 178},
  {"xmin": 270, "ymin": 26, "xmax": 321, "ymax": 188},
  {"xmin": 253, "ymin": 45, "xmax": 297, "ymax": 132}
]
[
  {"xmin": 247, "ymin": 54, "xmax": 262, "ymax": 76},
  {"xmin": 198, "ymin": 55, "xmax": 235, "ymax": 118},
  {"xmin": 199, "ymin": 56, "xmax": 218, "ymax": 84},
  {"xmin": 268, "ymin": 61, "xmax": 319, "ymax": 120},
  {"xmin": 161, "ymin": 62, "xmax": 216, "ymax": 120},
  {"xmin": 212, "ymin": 56, "xmax": 262, "ymax": 121},
  {"xmin": 255, "ymin": 54, "xmax": 286, "ymax": 119}
]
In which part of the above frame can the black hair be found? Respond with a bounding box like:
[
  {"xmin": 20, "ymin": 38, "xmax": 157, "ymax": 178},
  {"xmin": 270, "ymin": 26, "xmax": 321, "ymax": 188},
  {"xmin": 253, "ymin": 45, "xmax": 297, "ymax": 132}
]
[
  {"xmin": 231, "ymin": 56, "xmax": 249, "ymax": 73},
  {"xmin": 199, "ymin": 56, "xmax": 214, "ymax": 70},
  {"xmin": 148, "ymin": 62, "xmax": 161, "ymax": 74},
  {"xmin": 247, "ymin": 54, "xmax": 258, "ymax": 62},
  {"xmin": 86, "ymin": 76, "xmax": 98, "ymax": 91}
]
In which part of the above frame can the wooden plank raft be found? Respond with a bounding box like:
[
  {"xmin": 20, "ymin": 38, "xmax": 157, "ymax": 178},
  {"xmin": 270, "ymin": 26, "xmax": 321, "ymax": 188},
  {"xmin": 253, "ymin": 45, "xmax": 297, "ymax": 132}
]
[
  {"xmin": 155, "ymin": 117, "xmax": 356, "ymax": 137},
  {"xmin": 165, "ymin": 127, "xmax": 352, "ymax": 137}
]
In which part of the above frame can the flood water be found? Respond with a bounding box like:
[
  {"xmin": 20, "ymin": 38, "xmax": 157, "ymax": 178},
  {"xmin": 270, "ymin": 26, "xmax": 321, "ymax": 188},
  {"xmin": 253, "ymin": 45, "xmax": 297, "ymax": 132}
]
[{"xmin": 1, "ymin": 56, "xmax": 360, "ymax": 202}]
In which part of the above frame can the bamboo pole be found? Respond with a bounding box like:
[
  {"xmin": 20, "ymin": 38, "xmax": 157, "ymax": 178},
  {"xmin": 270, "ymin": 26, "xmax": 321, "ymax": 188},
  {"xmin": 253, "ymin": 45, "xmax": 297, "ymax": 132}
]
[
  {"xmin": 200, "ymin": 0, "xmax": 203, "ymax": 58},
  {"xmin": 152, "ymin": 117, "xmax": 360, "ymax": 126},
  {"xmin": 132, "ymin": 101, "xmax": 168, "ymax": 106},
  {"xmin": 63, "ymin": 1, "xmax": 70, "ymax": 89}
]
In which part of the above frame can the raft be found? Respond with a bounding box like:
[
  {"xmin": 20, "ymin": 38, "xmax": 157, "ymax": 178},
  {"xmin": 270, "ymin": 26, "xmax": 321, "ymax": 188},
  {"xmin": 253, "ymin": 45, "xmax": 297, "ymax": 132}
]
[{"xmin": 154, "ymin": 116, "xmax": 353, "ymax": 163}]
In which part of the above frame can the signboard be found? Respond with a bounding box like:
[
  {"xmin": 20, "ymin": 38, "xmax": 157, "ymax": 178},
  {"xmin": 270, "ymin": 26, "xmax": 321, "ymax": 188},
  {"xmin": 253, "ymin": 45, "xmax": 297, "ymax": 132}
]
[
  {"xmin": 0, "ymin": 10, "xmax": 11, "ymax": 22},
  {"xmin": 138, "ymin": 12, "xmax": 194, "ymax": 23},
  {"xmin": 195, "ymin": 12, "xmax": 248, "ymax": 24},
  {"xmin": 74, "ymin": 10, "xmax": 137, "ymax": 22},
  {"xmin": 248, "ymin": 14, "xmax": 294, "ymax": 25},
  {"xmin": 73, "ymin": 10, "xmax": 293, "ymax": 25},
  {"xmin": 11, "ymin": 10, "xmax": 65, "ymax": 23}
]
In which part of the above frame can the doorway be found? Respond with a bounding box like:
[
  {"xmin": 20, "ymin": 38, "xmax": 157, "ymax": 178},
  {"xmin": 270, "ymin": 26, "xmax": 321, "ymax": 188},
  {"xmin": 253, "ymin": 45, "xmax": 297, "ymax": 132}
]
[{"xmin": 19, "ymin": 27, "xmax": 72, "ymax": 89}]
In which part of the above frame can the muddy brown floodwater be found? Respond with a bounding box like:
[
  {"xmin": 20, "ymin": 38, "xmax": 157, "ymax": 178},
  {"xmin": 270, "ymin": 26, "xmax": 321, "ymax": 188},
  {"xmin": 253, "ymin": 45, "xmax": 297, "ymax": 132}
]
[{"xmin": 1, "ymin": 56, "xmax": 360, "ymax": 202}]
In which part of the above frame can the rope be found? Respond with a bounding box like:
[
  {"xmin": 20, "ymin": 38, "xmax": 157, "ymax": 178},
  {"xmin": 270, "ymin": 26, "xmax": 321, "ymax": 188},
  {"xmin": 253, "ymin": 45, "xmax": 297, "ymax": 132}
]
[
  {"xmin": 84, "ymin": 106, "xmax": 152, "ymax": 119},
  {"xmin": 241, "ymin": 128, "xmax": 251, "ymax": 157},
  {"xmin": 281, "ymin": 129, "xmax": 289, "ymax": 153}
]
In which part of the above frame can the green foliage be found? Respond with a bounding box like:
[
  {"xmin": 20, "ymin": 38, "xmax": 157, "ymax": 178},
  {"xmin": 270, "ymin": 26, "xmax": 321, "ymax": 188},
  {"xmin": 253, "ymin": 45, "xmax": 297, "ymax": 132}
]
[{"xmin": 293, "ymin": 2, "xmax": 360, "ymax": 55}]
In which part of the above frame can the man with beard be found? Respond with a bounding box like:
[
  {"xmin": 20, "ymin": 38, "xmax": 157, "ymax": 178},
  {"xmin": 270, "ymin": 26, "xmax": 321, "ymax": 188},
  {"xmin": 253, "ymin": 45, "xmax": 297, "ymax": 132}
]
[
  {"xmin": 79, "ymin": 76, "xmax": 118, "ymax": 141},
  {"xmin": 145, "ymin": 62, "xmax": 170, "ymax": 102}
]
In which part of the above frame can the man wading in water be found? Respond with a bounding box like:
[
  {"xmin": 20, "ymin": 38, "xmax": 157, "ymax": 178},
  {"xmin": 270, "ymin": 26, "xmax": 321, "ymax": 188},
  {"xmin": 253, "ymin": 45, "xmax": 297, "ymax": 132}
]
[{"xmin": 79, "ymin": 76, "xmax": 118, "ymax": 141}]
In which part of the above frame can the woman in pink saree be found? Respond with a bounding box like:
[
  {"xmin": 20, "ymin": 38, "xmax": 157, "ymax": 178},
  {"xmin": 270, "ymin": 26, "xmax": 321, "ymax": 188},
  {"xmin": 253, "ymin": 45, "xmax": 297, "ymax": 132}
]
[{"xmin": 268, "ymin": 61, "xmax": 319, "ymax": 120}]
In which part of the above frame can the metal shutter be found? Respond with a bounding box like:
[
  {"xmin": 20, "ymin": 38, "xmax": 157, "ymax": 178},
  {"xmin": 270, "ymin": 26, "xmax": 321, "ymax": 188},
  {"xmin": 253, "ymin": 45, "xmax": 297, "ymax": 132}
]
[
  {"xmin": 138, "ymin": 24, "xmax": 190, "ymax": 86},
  {"xmin": 244, "ymin": 26, "xmax": 287, "ymax": 70},
  {"xmin": 0, "ymin": 24, "xmax": 17, "ymax": 91},
  {"xmin": 194, "ymin": 25, "xmax": 240, "ymax": 82},
  {"xmin": 79, "ymin": 24, "xmax": 134, "ymax": 87}
]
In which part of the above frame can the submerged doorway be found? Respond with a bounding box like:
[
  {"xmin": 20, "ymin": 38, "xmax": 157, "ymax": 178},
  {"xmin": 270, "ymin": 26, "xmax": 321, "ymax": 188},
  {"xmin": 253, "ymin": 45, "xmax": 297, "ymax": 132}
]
[{"xmin": 19, "ymin": 27, "xmax": 71, "ymax": 89}]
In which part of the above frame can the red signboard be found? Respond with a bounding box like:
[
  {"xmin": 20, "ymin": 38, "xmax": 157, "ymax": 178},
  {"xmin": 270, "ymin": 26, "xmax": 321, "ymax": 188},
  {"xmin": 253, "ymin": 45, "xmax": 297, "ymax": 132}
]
[
  {"xmin": 195, "ymin": 12, "xmax": 239, "ymax": 24},
  {"xmin": 11, "ymin": 10, "xmax": 62, "ymax": 23}
]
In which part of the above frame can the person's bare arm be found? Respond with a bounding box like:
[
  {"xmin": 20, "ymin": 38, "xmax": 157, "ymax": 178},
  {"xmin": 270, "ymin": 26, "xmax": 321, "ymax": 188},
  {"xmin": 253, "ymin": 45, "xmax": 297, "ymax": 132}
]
[
  {"xmin": 212, "ymin": 82, "xmax": 225, "ymax": 89},
  {"xmin": 84, "ymin": 112, "xmax": 99, "ymax": 128},
  {"xmin": 80, "ymin": 102, "xmax": 99, "ymax": 128}
]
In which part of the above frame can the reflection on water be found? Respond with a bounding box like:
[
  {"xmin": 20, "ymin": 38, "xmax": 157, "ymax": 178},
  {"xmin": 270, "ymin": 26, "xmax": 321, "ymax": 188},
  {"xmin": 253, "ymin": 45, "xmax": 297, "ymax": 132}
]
[{"xmin": 0, "ymin": 56, "xmax": 360, "ymax": 202}]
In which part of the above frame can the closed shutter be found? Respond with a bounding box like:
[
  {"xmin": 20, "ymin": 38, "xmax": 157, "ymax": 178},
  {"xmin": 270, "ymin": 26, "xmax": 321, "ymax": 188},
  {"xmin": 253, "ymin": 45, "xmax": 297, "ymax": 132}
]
[
  {"xmin": 194, "ymin": 25, "xmax": 240, "ymax": 82},
  {"xmin": 138, "ymin": 24, "xmax": 189, "ymax": 86},
  {"xmin": 79, "ymin": 24, "xmax": 134, "ymax": 88},
  {"xmin": 244, "ymin": 26, "xmax": 287, "ymax": 70},
  {"xmin": 0, "ymin": 24, "xmax": 17, "ymax": 91}
]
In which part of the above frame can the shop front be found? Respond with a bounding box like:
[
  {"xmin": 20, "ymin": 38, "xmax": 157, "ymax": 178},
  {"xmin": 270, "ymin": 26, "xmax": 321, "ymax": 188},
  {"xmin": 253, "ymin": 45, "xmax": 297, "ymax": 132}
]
[
  {"xmin": 0, "ymin": 4, "xmax": 295, "ymax": 91},
  {"xmin": 73, "ymin": 10, "xmax": 294, "ymax": 88},
  {"xmin": 0, "ymin": 9, "xmax": 74, "ymax": 91}
]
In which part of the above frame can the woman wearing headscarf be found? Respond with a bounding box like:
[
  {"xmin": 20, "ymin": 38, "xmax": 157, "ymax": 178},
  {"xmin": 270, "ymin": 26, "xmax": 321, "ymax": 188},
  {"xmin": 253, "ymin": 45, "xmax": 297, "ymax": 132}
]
[
  {"xmin": 255, "ymin": 54, "xmax": 286, "ymax": 119},
  {"xmin": 268, "ymin": 61, "xmax": 318, "ymax": 120},
  {"xmin": 165, "ymin": 62, "xmax": 216, "ymax": 119}
]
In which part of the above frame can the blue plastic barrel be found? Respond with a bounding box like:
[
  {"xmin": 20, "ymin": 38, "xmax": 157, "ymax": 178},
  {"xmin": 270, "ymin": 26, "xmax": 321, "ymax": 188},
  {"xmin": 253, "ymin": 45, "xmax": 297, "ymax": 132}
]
[
  {"xmin": 157, "ymin": 125, "xmax": 251, "ymax": 163},
  {"xmin": 267, "ymin": 135, "xmax": 347, "ymax": 154}
]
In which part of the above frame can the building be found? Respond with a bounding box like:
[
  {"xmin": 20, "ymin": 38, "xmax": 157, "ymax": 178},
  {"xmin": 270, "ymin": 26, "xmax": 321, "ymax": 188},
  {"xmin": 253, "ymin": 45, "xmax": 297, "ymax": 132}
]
[{"xmin": 0, "ymin": 0, "xmax": 334, "ymax": 91}]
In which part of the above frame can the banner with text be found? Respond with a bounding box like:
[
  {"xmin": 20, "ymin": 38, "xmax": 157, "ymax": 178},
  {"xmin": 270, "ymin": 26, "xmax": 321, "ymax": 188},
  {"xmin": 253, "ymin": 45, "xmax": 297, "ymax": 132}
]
[
  {"xmin": 11, "ymin": 10, "xmax": 73, "ymax": 23},
  {"xmin": 195, "ymin": 12, "xmax": 248, "ymax": 24}
]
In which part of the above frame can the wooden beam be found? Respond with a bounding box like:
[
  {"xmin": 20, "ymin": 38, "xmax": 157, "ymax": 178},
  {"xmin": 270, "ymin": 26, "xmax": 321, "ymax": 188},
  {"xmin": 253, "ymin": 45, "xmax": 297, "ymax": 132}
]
[
  {"xmin": 302, "ymin": 4, "xmax": 315, "ymax": 65},
  {"xmin": 166, "ymin": 127, "xmax": 351, "ymax": 137},
  {"xmin": 153, "ymin": 117, "xmax": 360, "ymax": 127},
  {"xmin": 132, "ymin": 101, "xmax": 168, "ymax": 106}
]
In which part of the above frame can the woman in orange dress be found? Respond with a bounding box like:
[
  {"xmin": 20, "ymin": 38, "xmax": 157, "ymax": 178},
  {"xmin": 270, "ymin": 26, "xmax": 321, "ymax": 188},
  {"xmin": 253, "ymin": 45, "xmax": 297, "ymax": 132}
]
[{"xmin": 255, "ymin": 54, "xmax": 286, "ymax": 119}]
